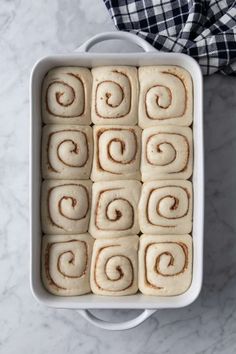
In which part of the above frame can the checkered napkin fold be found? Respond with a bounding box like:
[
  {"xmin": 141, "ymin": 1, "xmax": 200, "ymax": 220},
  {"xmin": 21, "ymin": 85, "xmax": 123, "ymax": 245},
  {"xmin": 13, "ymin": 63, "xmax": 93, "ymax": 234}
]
[{"xmin": 103, "ymin": 0, "xmax": 236, "ymax": 75}]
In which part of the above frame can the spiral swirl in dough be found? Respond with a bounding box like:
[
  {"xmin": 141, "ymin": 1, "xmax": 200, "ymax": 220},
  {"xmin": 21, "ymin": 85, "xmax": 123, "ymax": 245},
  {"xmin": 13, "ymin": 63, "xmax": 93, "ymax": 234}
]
[
  {"xmin": 42, "ymin": 67, "xmax": 92, "ymax": 124},
  {"xmin": 91, "ymin": 126, "xmax": 141, "ymax": 181},
  {"xmin": 41, "ymin": 180, "xmax": 91, "ymax": 235},
  {"xmin": 139, "ymin": 66, "xmax": 193, "ymax": 128},
  {"xmin": 90, "ymin": 236, "xmax": 139, "ymax": 296},
  {"xmin": 139, "ymin": 235, "xmax": 192, "ymax": 296},
  {"xmin": 91, "ymin": 66, "xmax": 138, "ymax": 125},
  {"xmin": 42, "ymin": 125, "xmax": 93, "ymax": 179},
  {"xmin": 89, "ymin": 180, "xmax": 141, "ymax": 238},
  {"xmin": 141, "ymin": 126, "xmax": 193, "ymax": 181},
  {"xmin": 139, "ymin": 180, "xmax": 192, "ymax": 234},
  {"xmin": 42, "ymin": 234, "xmax": 94, "ymax": 296}
]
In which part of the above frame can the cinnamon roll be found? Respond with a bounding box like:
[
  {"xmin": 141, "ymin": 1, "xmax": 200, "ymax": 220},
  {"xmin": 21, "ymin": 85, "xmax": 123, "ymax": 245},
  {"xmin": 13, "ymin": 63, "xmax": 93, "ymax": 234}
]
[
  {"xmin": 141, "ymin": 125, "xmax": 193, "ymax": 181},
  {"xmin": 42, "ymin": 67, "xmax": 92, "ymax": 125},
  {"xmin": 42, "ymin": 234, "xmax": 94, "ymax": 296},
  {"xmin": 91, "ymin": 66, "xmax": 138, "ymax": 125},
  {"xmin": 90, "ymin": 236, "xmax": 139, "ymax": 296},
  {"xmin": 139, "ymin": 234, "xmax": 192, "ymax": 296},
  {"xmin": 42, "ymin": 125, "xmax": 93, "ymax": 179},
  {"xmin": 41, "ymin": 180, "xmax": 91, "ymax": 234},
  {"xmin": 91, "ymin": 125, "xmax": 141, "ymax": 181},
  {"xmin": 138, "ymin": 66, "xmax": 193, "ymax": 128},
  {"xmin": 89, "ymin": 180, "xmax": 141, "ymax": 238},
  {"xmin": 139, "ymin": 180, "xmax": 192, "ymax": 234}
]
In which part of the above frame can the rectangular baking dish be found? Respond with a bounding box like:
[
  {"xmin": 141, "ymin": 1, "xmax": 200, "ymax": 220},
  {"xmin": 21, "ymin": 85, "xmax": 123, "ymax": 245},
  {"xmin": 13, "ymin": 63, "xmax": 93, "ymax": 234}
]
[{"xmin": 30, "ymin": 32, "xmax": 204, "ymax": 328}]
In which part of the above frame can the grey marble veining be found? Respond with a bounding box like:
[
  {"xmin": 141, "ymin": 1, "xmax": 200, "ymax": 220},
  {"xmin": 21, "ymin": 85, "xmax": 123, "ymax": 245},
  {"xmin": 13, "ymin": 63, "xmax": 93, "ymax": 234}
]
[{"xmin": 0, "ymin": 1, "xmax": 236, "ymax": 353}]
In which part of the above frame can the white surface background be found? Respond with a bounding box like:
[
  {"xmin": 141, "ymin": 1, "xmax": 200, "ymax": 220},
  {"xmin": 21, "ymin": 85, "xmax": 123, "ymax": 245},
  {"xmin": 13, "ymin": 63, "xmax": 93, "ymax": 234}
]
[{"xmin": 1, "ymin": 0, "xmax": 236, "ymax": 353}]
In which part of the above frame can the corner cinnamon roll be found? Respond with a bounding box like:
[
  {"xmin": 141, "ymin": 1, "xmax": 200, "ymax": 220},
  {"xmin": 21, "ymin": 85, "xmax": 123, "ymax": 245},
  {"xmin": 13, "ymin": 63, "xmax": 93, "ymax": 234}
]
[
  {"xmin": 91, "ymin": 66, "xmax": 138, "ymax": 125},
  {"xmin": 139, "ymin": 234, "xmax": 192, "ymax": 296},
  {"xmin": 141, "ymin": 125, "xmax": 193, "ymax": 181},
  {"xmin": 90, "ymin": 236, "xmax": 139, "ymax": 296},
  {"xmin": 91, "ymin": 125, "xmax": 141, "ymax": 181},
  {"xmin": 89, "ymin": 180, "xmax": 141, "ymax": 238},
  {"xmin": 42, "ymin": 234, "xmax": 94, "ymax": 296},
  {"xmin": 42, "ymin": 125, "xmax": 93, "ymax": 179},
  {"xmin": 138, "ymin": 66, "xmax": 193, "ymax": 128},
  {"xmin": 41, "ymin": 180, "xmax": 91, "ymax": 234},
  {"xmin": 139, "ymin": 180, "xmax": 192, "ymax": 234},
  {"xmin": 42, "ymin": 67, "xmax": 92, "ymax": 125}
]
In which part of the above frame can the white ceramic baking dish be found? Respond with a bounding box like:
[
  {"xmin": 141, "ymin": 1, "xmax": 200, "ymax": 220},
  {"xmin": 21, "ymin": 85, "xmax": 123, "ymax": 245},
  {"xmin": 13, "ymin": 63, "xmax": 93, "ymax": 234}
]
[{"xmin": 30, "ymin": 31, "xmax": 204, "ymax": 330}]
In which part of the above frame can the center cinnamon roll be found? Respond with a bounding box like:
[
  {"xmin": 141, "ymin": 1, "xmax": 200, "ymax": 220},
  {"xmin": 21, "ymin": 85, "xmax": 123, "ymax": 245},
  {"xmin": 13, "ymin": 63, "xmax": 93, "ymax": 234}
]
[
  {"xmin": 41, "ymin": 180, "xmax": 91, "ymax": 234},
  {"xmin": 91, "ymin": 66, "xmax": 138, "ymax": 125},
  {"xmin": 89, "ymin": 180, "xmax": 141, "ymax": 238},
  {"xmin": 91, "ymin": 125, "xmax": 141, "ymax": 181},
  {"xmin": 139, "ymin": 180, "xmax": 192, "ymax": 234},
  {"xmin": 90, "ymin": 236, "xmax": 139, "ymax": 296}
]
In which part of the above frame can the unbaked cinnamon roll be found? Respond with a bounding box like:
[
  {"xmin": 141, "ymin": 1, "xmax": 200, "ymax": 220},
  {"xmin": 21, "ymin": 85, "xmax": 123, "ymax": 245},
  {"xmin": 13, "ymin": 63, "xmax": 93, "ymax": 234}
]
[
  {"xmin": 90, "ymin": 236, "xmax": 139, "ymax": 296},
  {"xmin": 89, "ymin": 180, "xmax": 141, "ymax": 238},
  {"xmin": 41, "ymin": 180, "xmax": 91, "ymax": 234},
  {"xmin": 42, "ymin": 67, "xmax": 92, "ymax": 124},
  {"xmin": 91, "ymin": 125, "xmax": 141, "ymax": 181},
  {"xmin": 139, "ymin": 234, "xmax": 192, "ymax": 296},
  {"xmin": 139, "ymin": 66, "xmax": 193, "ymax": 128},
  {"xmin": 141, "ymin": 125, "xmax": 193, "ymax": 181},
  {"xmin": 139, "ymin": 180, "xmax": 192, "ymax": 234},
  {"xmin": 91, "ymin": 66, "xmax": 138, "ymax": 125},
  {"xmin": 42, "ymin": 125, "xmax": 93, "ymax": 179},
  {"xmin": 42, "ymin": 234, "xmax": 94, "ymax": 296}
]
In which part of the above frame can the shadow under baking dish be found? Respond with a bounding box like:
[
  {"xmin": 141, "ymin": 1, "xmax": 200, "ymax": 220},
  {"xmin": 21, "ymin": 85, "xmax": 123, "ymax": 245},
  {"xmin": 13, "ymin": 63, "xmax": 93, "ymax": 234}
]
[{"xmin": 30, "ymin": 52, "xmax": 204, "ymax": 310}]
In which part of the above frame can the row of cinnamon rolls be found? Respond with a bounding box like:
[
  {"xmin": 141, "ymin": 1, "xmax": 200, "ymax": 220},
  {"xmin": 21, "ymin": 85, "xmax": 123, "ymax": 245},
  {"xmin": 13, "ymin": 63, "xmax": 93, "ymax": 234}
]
[
  {"xmin": 42, "ymin": 124, "xmax": 193, "ymax": 181},
  {"xmin": 41, "ymin": 179, "xmax": 192, "ymax": 236},
  {"xmin": 42, "ymin": 66, "xmax": 192, "ymax": 127},
  {"xmin": 42, "ymin": 233, "xmax": 192, "ymax": 296}
]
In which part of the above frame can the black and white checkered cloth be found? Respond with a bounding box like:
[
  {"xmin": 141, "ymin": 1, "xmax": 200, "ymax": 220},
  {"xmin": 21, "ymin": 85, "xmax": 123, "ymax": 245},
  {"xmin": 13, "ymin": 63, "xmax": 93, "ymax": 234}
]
[{"xmin": 103, "ymin": 0, "xmax": 236, "ymax": 75}]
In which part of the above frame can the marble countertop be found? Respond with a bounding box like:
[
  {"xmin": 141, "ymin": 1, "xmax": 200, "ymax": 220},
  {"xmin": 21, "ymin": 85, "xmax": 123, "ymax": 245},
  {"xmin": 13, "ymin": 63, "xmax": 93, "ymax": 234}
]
[{"xmin": 1, "ymin": 0, "xmax": 236, "ymax": 353}]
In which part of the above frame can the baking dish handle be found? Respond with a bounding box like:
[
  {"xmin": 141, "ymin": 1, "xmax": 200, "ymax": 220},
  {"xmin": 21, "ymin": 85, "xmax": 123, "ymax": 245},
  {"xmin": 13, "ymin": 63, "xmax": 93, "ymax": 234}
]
[
  {"xmin": 75, "ymin": 31, "xmax": 156, "ymax": 53},
  {"xmin": 78, "ymin": 309, "xmax": 157, "ymax": 330}
]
